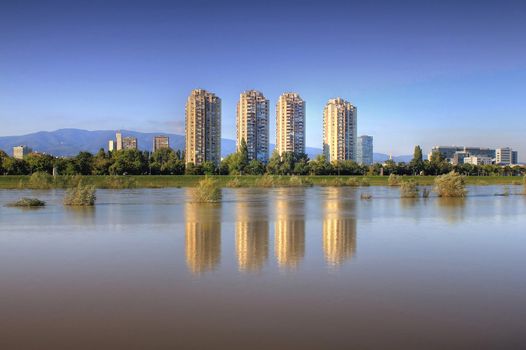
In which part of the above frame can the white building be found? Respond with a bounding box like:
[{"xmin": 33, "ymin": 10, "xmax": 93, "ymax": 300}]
[
  {"xmin": 276, "ymin": 92, "xmax": 305, "ymax": 156},
  {"xmin": 463, "ymin": 156, "xmax": 493, "ymax": 165},
  {"xmin": 496, "ymin": 147, "xmax": 518, "ymax": 165},
  {"xmin": 237, "ymin": 90, "xmax": 269, "ymax": 162},
  {"xmin": 323, "ymin": 98, "xmax": 357, "ymax": 162}
]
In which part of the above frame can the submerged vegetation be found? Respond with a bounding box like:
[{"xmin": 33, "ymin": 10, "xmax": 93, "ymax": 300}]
[
  {"xmin": 434, "ymin": 172, "xmax": 467, "ymax": 198},
  {"xmin": 400, "ymin": 179, "xmax": 419, "ymax": 198},
  {"xmin": 191, "ymin": 177, "xmax": 221, "ymax": 202},
  {"xmin": 360, "ymin": 193, "xmax": 372, "ymax": 200},
  {"xmin": 63, "ymin": 182, "xmax": 97, "ymax": 206},
  {"xmin": 7, "ymin": 197, "xmax": 46, "ymax": 207}
]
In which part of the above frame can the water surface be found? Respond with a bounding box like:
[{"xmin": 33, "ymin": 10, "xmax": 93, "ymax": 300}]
[{"xmin": 1, "ymin": 186, "xmax": 525, "ymax": 349}]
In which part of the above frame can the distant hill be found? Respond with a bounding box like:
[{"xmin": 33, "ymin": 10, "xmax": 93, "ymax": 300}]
[{"xmin": 0, "ymin": 128, "xmax": 411, "ymax": 162}]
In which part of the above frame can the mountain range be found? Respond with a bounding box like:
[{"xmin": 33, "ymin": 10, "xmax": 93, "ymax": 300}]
[{"xmin": 0, "ymin": 129, "xmax": 412, "ymax": 163}]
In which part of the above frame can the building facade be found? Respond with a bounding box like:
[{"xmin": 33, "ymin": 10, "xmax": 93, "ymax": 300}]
[
  {"xmin": 237, "ymin": 90, "xmax": 269, "ymax": 163},
  {"xmin": 122, "ymin": 137, "xmax": 137, "ymax": 150},
  {"xmin": 323, "ymin": 98, "xmax": 357, "ymax": 162},
  {"xmin": 428, "ymin": 146, "xmax": 496, "ymax": 163},
  {"xmin": 185, "ymin": 89, "xmax": 221, "ymax": 166},
  {"xmin": 356, "ymin": 135, "xmax": 373, "ymax": 165},
  {"xmin": 276, "ymin": 93, "xmax": 305, "ymax": 156},
  {"xmin": 463, "ymin": 156, "xmax": 493, "ymax": 165},
  {"xmin": 13, "ymin": 145, "xmax": 31, "ymax": 159},
  {"xmin": 108, "ymin": 140, "xmax": 115, "ymax": 152},
  {"xmin": 153, "ymin": 136, "xmax": 170, "ymax": 152},
  {"xmin": 116, "ymin": 131, "xmax": 123, "ymax": 151},
  {"xmin": 496, "ymin": 147, "xmax": 518, "ymax": 165}
]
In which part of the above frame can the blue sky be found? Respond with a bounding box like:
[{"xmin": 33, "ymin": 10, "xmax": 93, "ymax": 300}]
[{"xmin": 0, "ymin": 0, "xmax": 525, "ymax": 157}]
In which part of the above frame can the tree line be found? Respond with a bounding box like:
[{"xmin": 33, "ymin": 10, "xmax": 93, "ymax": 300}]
[{"xmin": 0, "ymin": 144, "xmax": 524, "ymax": 177}]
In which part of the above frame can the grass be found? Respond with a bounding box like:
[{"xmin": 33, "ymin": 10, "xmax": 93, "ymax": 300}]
[
  {"xmin": 191, "ymin": 176, "xmax": 221, "ymax": 202},
  {"xmin": 6, "ymin": 197, "xmax": 46, "ymax": 207},
  {"xmin": 0, "ymin": 175, "xmax": 524, "ymax": 189},
  {"xmin": 400, "ymin": 179, "xmax": 419, "ymax": 198},
  {"xmin": 434, "ymin": 172, "xmax": 467, "ymax": 198},
  {"xmin": 63, "ymin": 182, "xmax": 97, "ymax": 206}
]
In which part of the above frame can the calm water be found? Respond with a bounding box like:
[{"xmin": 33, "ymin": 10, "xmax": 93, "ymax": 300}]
[{"xmin": 1, "ymin": 186, "xmax": 525, "ymax": 349}]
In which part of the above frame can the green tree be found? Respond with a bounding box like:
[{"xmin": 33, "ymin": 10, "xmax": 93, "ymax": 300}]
[
  {"xmin": 26, "ymin": 153, "xmax": 54, "ymax": 174},
  {"xmin": 266, "ymin": 151, "xmax": 282, "ymax": 175},
  {"xmin": 2, "ymin": 157, "xmax": 29, "ymax": 175},
  {"xmin": 92, "ymin": 149, "xmax": 113, "ymax": 175},
  {"xmin": 245, "ymin": 159, "xmax": 265, "ymax": 175},
  {"xmin": 109, "ymin": 149, "xmax": 147, "ymax": 175},
  {"xmin": 409, "ymin": 145, "xmax": 424, "ymax": 175},
  {"xmin": 75, "ymin": 151, "xmax": 94, "ymax": 175}
]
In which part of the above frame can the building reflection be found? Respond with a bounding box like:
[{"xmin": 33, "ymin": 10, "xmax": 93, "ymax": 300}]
[
  {"xmin": 274, "ymin": 188, "xmax": 305, "ymax": 269},
  {"xmin": 185, "ymin": 202, "xmax": 221, "ymax": 275},
  {"xmin": 323, "ymin": 188, "xmax": 357, "ymax": 267},
  {"xmin": 235, "ymin": 190, "xmax": 269, "ymax": 272}
]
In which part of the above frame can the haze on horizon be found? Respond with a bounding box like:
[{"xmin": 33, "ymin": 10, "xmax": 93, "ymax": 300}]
[{"xmin": 0, "ymin": 0, "xmax": 525, "ymax": 158}]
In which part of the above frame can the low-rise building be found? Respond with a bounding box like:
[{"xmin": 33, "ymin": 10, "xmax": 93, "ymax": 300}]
[{"xmin": 463, "ymin": 156, "xmax": 493, "ymax": 165}]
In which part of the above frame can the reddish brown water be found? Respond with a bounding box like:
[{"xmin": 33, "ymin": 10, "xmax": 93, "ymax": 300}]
[{"xmin": 1, "ymin": 186, "xmax": 525, "ymax": 349}]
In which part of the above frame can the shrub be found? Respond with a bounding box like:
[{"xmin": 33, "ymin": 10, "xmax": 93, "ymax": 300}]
[
  {"xmin": 434, "ymin": 172, "xmax": 467, "ymax": 198},
  {"xmin": 64, "ymin": 182, "xmax": 96, "ymax": 206},
  {"xmin": 27, "ymin": 172, "xmax": 54, "ymax": 189},
  {"xmin": 191, "ymin": 176, "xmax": 221, "ymax": 202},
  {"xmin": 360, "ymin": 192, "xmax": 372, "ymax": 200},
  {"xmin": 226, "ymin": 177, "xmax": 243, "ymax": 188},
  {"xmin": 346, "ymin": 177, "xmax": 360, "ymax": 186},
  {"xmin": 388, "ymin": 174, "xmax": 401, "ymax": 186},
  {"xmin": 7, "ymin": 197, "xmax": 46, "ymax": 207},
  {"xmin": 400, "ymin": 180, "xmax": 419, "ymax": 198},
  {"xmin": 288, "ymin": 176, "xmax": 312, "ymax": 187},
  {"xmin": 360, "ymin": 177, "xmax": 370, "ymax": 187},
  {"xmin": 524, "ymin": 176, "xmax": 526, "ymax": 194},
  {"xmin": 255, "ymin": 174, "xmax": 277, "ymax": 188}
]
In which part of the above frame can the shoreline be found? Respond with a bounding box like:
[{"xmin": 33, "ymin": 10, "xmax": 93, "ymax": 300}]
[{"xmin": 0, "ymin": 175, "xmax": 523, "ymax": 190}]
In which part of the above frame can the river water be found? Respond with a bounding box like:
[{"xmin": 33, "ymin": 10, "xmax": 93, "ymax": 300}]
[{"xmin": 1, "ymin": 186, "xmax": 525, "ymax": 349}]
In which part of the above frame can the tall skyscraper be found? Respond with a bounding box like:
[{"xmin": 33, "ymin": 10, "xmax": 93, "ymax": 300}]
[
  {"xmin": 237, "ymin": 90, "xmax": 269, "ymax": 163},
  {"xmin": 185, "ymin": 89, "xmax": 221, "ymax": 166},
  {"xmin": 323, "ymin": 98, "xmax": 357, "ymax": 162},
  {"xmin": 116, "ymin": 131, "xmax": 123, "ymax": 151},
  {"xmin": 108, "ymin": 140, "xmax": 115, "ymax": 152},
  {"xmin": 356, "ymin": 135, "xmax": 373, "ymax": 165},
  {"xmin": 276, "ymin": 93, "xmax": 305, "ymax": 156},
  {"xmin": 153, "ymin": 135, "xmax": 169, "ymax": 152}
]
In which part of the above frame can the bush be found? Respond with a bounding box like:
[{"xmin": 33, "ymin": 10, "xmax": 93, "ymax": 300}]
[
  {"xmin": 7, "ymin": 197, "xmax": 46, "ymax": 207},
  {"xmin": 27, "ymin": 172, "xmax": 54, "ymax": 189},
  {"xmin": 434, "ymin": 172, "xmax": 467, "ymax": 198},
  {"xmin": 255, "ymin": 174, "xmax": 278, "ymax": 188},
  {"xmin": 346, "ymin": 177, "xmax": 360, "ymax": 186},
  {"xmin": 400, "ymin": 180, "xmax": 419, "ymax": 198},
  {"xmin": 64, "ymin": 182, "xmax": 96, "ymax": 206},
  {"xmin": 226, "ymin": 177, "xmax": 243, "ymax": 188},
  {"xmin": 388, "ymin": 174, "xmax": 401, "ymax": 186},
  {"xmin": 360, "ymin": 177, "xmax": 370, "ymax": 186},
  {"xmin": 191, "ymin": 176, "xmax": 221, "ymax": 202},
  {"xmin": 288, "ymin": 176, "xmax": 312, "ymax": 187}
]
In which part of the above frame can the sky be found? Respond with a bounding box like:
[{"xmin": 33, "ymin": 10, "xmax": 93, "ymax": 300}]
[{"xmin": 0, "ymin": 0, "xmax": 525, "ymax": 158}]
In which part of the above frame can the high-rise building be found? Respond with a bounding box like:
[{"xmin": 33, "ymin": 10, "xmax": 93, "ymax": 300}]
[
  {"xmin": 116, "ymin": 131, "xmax": 123, "ymax": 151},
  {"xmin": 356, "ymin": 135, "xmax": 373, "ymax": 165},
  {"xmin": 323, "ymin": 98, "xmax": 357, "ymax": 162},
  {"xmin": 153, "ymin": 136, "xmax": 169, "ymax": 152},
  {"xmin": 13, "ymin": 145, "xmax": 31, "ymax": 159},
  {"xmin": 122, "ymin": 137, "xmax": 137, "ymax": 150},
  {"xmin": 427, "ymin": 146, "xmax": 495, "ymax": 163},
  {"xmin": 108, "ymin": 140, "xmax": 115, "ymax": 152},
  {"xmin": 276, "ymin": 92, "xmax": 305, "ymax": 156},
  {"xmin": 237, "ymin": 90, "xmax": 269, "ymax": 163},
  {"xmin": 496, "ymin": 147, "xmax": 518, "ymax": 165},
  {"xmin": 185, "ymin": 89, "xmax": 221, "ymax": 166}
]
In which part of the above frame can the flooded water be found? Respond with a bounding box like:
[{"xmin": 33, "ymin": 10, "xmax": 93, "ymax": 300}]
[{"xmin": 1, "ymin": 186, "xmax": 525, "ymax": 349}]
